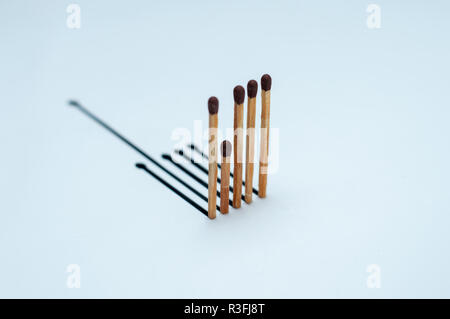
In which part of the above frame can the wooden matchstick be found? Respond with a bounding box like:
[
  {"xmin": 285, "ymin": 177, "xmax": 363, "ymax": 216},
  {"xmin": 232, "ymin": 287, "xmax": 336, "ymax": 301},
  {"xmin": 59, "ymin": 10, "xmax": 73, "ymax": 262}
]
[
  {"xmin": 244, "ymin": 80, "xmax": 258, "ymax": 203},
  {"xmin": 220, "ymin": 140, "xmax": 232, "ymax": 214},
  {"xmin": 232, "ymin": 85, "xmax": 245, "ymax": 208},
  {"xmin": 207, "ymin": 97, "xmax": 219, "ymax": 219},
  {"xmin": 258, "ymin": 74, "xmax": 272, "ymax": 198}
]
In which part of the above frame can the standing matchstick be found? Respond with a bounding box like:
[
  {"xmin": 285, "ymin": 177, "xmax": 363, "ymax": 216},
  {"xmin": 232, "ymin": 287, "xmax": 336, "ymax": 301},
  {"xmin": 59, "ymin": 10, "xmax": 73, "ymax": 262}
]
[
  {"xmin": 258, "ymin": 74, "xmax": 272, "ymax": 198},
  {"xmin": 208, "ymin": 97, "xmax": 219, "ymax": 219},
  {"xmin": 244, "ymin": 80, "xmax": 258, "ymax": 203},
  {"xmin": 232, "ymin": 85, "xmax": 245, "ymax": 208},
  {"xmin": 220, "ymin": 140, "xmax": 232, "ymax": 214}
]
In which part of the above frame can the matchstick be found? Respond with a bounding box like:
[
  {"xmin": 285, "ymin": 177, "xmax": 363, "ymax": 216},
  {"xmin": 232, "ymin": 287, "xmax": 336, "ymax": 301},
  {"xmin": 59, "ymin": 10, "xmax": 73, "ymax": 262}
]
[
  {"xmin": 232, "ymin": 85, "xmax": 245, "ymax": 208},
  {"xmin": 208, "ymin": 97, "xmax": 219, "ymax": 219},
  {"xmin": 258, "ymin": 74, "xmax": 272, "ymax": 198},
  {"xmin": 220, "ymin": 140, "xmax": 232, "ymax": 214},
  {"xmin": 244, "ymin": 80, "xmax": 257, "ymax": 203}
]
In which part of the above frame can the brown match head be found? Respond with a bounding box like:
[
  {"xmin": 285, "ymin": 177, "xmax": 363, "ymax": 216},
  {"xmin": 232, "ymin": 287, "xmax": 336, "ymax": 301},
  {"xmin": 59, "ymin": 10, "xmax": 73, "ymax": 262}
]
[
  {"xmin": 261, "ymin": 74, "xmax": 272, "ymax": 91},
  {"xmin": 233, "ymin": 85, "xmax": 245, "ymax": 104},
  {"xmin": 208, "ymin": 96, "xmax": 219, "ymax": 115},
  {"xmin": 247, "ymin": 80, "xmax": 258, "ymax": 98},
  {"xmin": 221, "ymin": 140, "xmax": 232, "ymax": 157}
]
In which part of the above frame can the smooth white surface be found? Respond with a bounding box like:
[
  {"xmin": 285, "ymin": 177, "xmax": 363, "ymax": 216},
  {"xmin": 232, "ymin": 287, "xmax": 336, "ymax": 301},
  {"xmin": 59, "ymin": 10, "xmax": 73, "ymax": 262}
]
[{"xmin": 1, "ymin": 0, "xmax": 450, "ymax": 297}]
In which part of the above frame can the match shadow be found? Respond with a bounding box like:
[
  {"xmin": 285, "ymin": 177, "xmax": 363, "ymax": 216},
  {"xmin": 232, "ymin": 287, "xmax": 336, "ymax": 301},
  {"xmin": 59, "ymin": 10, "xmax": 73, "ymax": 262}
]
[
  {"xmin": 161, "ymin": 154, "xmax": 234, "ymax": 206},
  {"xmin": 68, "ymin": 100, "xmax": 219, "ymax": 216},
  {"xmin": 187, "ymin": 144, "xmax": 259, "ymax": 196},
  {"xmin": 136, "ymin": 163, "xmax": 209, "ymax": 216}
]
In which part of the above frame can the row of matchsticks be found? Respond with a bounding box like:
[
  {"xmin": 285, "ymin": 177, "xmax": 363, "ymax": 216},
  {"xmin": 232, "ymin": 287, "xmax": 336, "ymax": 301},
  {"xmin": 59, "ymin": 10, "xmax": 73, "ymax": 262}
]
[{"xmin": 206, "ymin": 74, "xmax": 272, "ymax": 219}]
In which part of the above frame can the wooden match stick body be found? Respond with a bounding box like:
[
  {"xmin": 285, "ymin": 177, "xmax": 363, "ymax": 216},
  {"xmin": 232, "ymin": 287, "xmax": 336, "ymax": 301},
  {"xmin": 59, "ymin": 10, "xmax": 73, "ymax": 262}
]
[
  {"xmin": 232, "ymin": 86, "xmax": 245, "ymax": 208},
  {"xmin": 208, "ymin": 97, "xmax": 219, "ymax": 219},
  {"xmin": 233, "ymin": 105, "xmax": 244, "ymax": 208},
  {"xmin": 244, "ymin": 81, "xmax": 257, "ymax": 203},
  {"xmin": 220, "ymin": 141, "xmax": 231, "ymax": 214},
  {"xmin": 258, "ymin": 88, "xmax": 271, "ymax": 198}
]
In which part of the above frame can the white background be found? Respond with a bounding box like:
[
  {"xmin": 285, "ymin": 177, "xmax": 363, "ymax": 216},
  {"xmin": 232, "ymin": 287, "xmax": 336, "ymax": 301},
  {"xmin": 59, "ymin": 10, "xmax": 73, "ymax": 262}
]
[{"xmin": 1, "ymin": 0, "xmax": 449, "ymax": 297}]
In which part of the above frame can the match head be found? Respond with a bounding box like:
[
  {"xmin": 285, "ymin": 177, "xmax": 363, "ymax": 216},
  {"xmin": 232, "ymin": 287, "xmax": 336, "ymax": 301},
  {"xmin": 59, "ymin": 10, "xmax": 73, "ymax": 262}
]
[
  {"xmin": 221, "ymin": 140, "xmax": 232, "ymax": 157},
  {"xmin": 247, "ymin": 80, "xmax": 258, "ymax": 98},
  {"xmin": 162, "ymin": 154, "xmax": 172, "ymax": 160},
  {"xmin": 176, "ymin": 149, "xmax": 184, "ymax": 156},
  {"xmin": 135, "ymin": 163, "xmax": 146, "ymax": 169},
  {"xmin": 233, "ymin": 85, "xmax": 245, "ymax": 104},
  {"xmin": 261, "ymin": 74, "xmax": 272, "ymax": 91},
  {"xmin": 68, "ymin": 100, "xmax": 81, "ymax": 107},
  {"xmin": 208, "ymin": 96, "xmax": 219, "ymax": 115}
]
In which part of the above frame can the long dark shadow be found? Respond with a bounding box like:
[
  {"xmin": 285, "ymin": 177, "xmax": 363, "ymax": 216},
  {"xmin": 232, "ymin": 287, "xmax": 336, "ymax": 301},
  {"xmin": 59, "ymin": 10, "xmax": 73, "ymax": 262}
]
[
  {"xmin": 162, "ymin": 154, "xmax": 235, "ymax": 206},
  {"xmin": 69, "ymin": 100, "xmax": 162, "ymax": 167},
  {"xmin": 68, "ymin": 100, "xmax": 219, "ymax": 213},
  {"xmin": 186, "ymin": 144, "xmax": 259, "ymax": 196},
  {"xmin": 136, "ymin": 163, "xmax": 208, "ymax": 216}
]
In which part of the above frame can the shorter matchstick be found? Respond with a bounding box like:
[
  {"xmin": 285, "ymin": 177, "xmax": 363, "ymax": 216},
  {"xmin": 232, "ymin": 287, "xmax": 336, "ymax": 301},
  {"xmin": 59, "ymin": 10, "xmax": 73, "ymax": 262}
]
[
  {"xmin": 245, "ymin": 80, "xmax": 258, "ymax": 203},
  {"xmin": 232, "ymin": 85, "xmax": 245, "ymax": 208},
  {"xmin": 258, "ymin": 74, "xmax": 272, "ymax": 198},
  {"xmin": 220, "ymin": 141, "xmax": 232, "ymax": 214}
]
